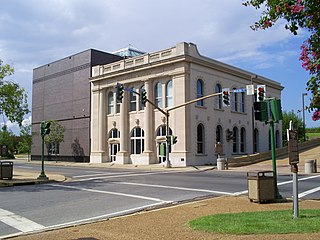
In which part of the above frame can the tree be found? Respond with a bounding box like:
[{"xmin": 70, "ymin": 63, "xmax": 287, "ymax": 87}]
[
  {"xmin": 0, "ymin": 60, "xmax": 29, "ymax": 126},
  {"xmin": 243, "ymin": 0, "xmax": 320, "ymax": 120},
  {"xmin": 0, "ymin": 125, "xmax": 16, "ymax": 158},
  {"xmin": 282, "ymin": 110, "xmax": 304, "ymax": 145},
  {"xmin": 17, "ymin": 124, "xmax": 32, "ymax": 160},
  {"xmin": 44, "ymin": 120, "xmax": 65, "ymax": 157}
]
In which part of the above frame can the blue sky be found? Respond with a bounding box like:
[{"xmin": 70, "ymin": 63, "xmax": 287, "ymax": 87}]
[{"xmin": 0, "ymin": 0, "xmax": 318, "ymax": 133}]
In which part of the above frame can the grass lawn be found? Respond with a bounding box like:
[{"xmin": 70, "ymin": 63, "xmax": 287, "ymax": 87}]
[
  {"xmin": 188, "ymin": 209, "xmax": 320, "ymax": 235},
  {"xmin": 306, "ymin": 132, "xmax": 320, "ymax": 139}
]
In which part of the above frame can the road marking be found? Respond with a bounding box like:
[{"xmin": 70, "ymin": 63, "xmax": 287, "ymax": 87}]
[
  {"xmin": 299, "ymin": 186, "xmax": 320, "ymax": 198},
  {"xmin": 49, "ymin": 184, "xmax": 170, "ymax": 202},
  {"xmin": 70, "ymin": 171, "xmax": 181, "ymax": 182},
  {"xmin": 73, "ymin": 171, "xmax": 136, "ymax": 178},
  {"xmin": 115, "ymin": 182, "xmax": 235, "ymax": 195},
  {"xmin": 46, "ymin": 201, "xmax": 168, "ymax": 230},
  {"xmin": 0, "ymin": 208, "xmax": 44, "ymax": 232},
  {"xmin": 278, "ymin": 175, "xmax": 320, "ymax": 186}
]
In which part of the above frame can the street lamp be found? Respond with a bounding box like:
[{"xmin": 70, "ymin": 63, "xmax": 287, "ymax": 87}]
[{"xmin": 302, "ymin": 93, "xmax": 307, "ymax": 142}]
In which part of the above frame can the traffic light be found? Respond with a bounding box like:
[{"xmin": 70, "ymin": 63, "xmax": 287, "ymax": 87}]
[
  {"xmin": 253, "ymin": 101, "xmax": 268, "ymax": 122},
  {"xmin": 171, "ymin": 135, "xmax": 177, "ymax": 145},
  {"xmin": 116, "ymin": 83, "xmax": 124, "ymax": 103},
  {"xmin": 40, "ymin": 121, "xmax": 51, "ymax": 137},
  {"xmin": 222, "ymin": 88, "xmax": 230, "ymax": 107},
  {"xmin": 141, "ymin": 89, "xmax": 147, "ymax": 106},
  {"xmin": 256, "ymin": 85, "xmax": 266, "ymax": 102}
]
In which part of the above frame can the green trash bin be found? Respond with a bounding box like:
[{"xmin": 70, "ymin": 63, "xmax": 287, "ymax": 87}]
[
  {"xmin": 247, "ymin": 171, "xmax": 275, "ymax": 203},
  {"xmin": 0, "ymin": 161, "xmax": 13, "ymax": 180}
]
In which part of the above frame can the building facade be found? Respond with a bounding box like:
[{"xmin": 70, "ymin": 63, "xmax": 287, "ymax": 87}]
[
  {"xmin": 32, "ymin": 49, "xmax": 122, "ymax": 162},
  {"xmin": 90, "ymin": 42, "xmax": 284, "ymax": 166}
]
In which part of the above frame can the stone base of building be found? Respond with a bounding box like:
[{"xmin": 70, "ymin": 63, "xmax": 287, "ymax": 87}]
[
  {"xmin": 115, "ymin": 151, "xmax": 131, "ymax": 164},
  {"xmin": 90, "ymin": 152, "xmax": 107, "ymax": 163},
  {"xmin": 131, "ymin": 151, "xmax": 156, "ymax": 165}
]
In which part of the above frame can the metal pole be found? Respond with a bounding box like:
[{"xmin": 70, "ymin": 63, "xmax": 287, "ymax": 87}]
[
  {"xmin": 302, "ymin": 93, "xmax": 307, "ymax": 142},
  {"xmin": 166, "ymin": 112, "xmax": 171, "ymax": 168},
  {"xmin": 292, "ymin": 163, "xmax": 299, "ymax": 218},
  {"xmin": 38, "ymin": 135, "xmax": 48, "ymax": 180},
  {"xmin": 270, "ymin": 120, "xmax": 281, "ymax": 199}
]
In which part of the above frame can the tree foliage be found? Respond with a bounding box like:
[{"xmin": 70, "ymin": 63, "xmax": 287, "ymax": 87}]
[
  {"xmin": 44, "ymin": 120, "xmax": 65, "ymax": 146},
  {"xmin": 0, "ymin": 60, "xmax": 29, "ymax": 126},
  {"xmin": 243, "ymin": 0, "xmax": 320, "ymax": 120},
  {"xmin": 282, "ymin": 110, "xmax": 304, "ymax": 144},
  {"xmin": 17, "ymin": 124, "xmax": 32, "ymax": 154}
]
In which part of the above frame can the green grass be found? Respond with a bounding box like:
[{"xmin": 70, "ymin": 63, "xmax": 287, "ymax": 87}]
[
  {"xmin": 188, "ymin": 209, "xmax": 320, "ymax": 235},
  {"xmin": 306, "ymin": 132, "xmax": 320, "ymax": 139}
]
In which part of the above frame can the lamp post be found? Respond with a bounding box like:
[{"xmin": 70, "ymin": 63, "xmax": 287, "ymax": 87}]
[{"xmin": 302, "ymin": 93, "xmax": 307, "ymax": 142}]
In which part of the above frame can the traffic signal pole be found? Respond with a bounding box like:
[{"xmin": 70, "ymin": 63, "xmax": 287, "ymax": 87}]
[{"xmin": 269, "ymin": 120, "xmax": 282, "ymax": 199}]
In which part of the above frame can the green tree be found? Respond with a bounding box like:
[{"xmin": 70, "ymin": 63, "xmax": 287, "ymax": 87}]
[
  {"xmin": 17, "ymin": 124, "xmax": 32, "ymax": 159},
  {"xmin": 44, "ymin": 120, "xmax": 65, "ymax": 157},
  {"xmin": 243, "ymin": 0, "xmax": 320, "ymax": 120},
  {"xmin": 0, "ymin": 60, "xmax": 29, "ymax": 126},
  {"xmin": 282, "ymin": 110, "xmax": 304, "ymax": 145},
  {"xmin": 0, "ymin": 125, "xmax": 16, "ymax": 158}
]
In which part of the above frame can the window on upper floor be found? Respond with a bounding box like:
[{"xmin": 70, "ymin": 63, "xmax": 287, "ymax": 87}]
[
  {"xmin": 196, "ymin": 79, "xmax": 204, "ymax": 106},
  {"xmin": 215, "ymin": 84, "xmax": 222, "ymax": 109},
  {"xmin": 129, "ymin": 88, "xmax": 137, "ymax": 112},
  {"xmin": 216, "ymin": 125, "xmax": 223, "ymax": 143},
  {"xmin": 155, "ymin": 82, "xmax": 162, "ymax": 108},
  {"xmin": 166, "ymin": 80, "xmax": 173, "ymax": 108},
  {"xmin": 108, "ymin": 91, "xmax": 114, "ymax": 115}
]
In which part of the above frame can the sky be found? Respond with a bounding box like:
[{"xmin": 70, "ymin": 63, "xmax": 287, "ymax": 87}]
[{"xmin": 0, "ymin": 0, "xmax": 318, "ymax": 134}]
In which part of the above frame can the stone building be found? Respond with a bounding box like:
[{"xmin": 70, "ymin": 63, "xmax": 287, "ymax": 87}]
[
  {"xmin": 32, "ymin": 49, "xmax": 122, "ymax": 162},
  {"xmin": 90, "ymin": 42, "xmax": 283, "ymax": 166}
]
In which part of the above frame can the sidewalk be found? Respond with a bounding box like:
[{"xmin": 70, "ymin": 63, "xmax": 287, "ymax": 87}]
[{"xmin": 2, "ymin": 146, "xmax": 320, "ymax": 239}]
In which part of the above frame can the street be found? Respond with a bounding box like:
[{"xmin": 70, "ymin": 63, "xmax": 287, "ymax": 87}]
[{"xmin": 0, "ymin": 162, "xmax": 319, "ymax": 239}]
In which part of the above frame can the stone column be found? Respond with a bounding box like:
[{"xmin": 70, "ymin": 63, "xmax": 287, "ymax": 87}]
[
  {"xmin": 116, "ymin": 89, "xmax": 130, "ymax": 164},
  {"xmin": 141, "ymin": 80, "xmax": 156, "ymax": 164},
  {"xmin": 90, "ymin": 89, "xmax": 107, "ymax": 163}
]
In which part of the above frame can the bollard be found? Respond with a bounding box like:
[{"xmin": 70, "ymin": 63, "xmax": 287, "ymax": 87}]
[
  {"xmin": 305, "ymin": 160, "xmax": 316, "ymax": 174},
  {"xmin": 217, "ymin": 158, "xmax": 226, "ymax": 170}
]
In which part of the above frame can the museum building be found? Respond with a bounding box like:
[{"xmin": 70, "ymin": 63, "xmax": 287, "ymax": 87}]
[{"xmin": 89, "ymin": 42, "xmax": 283, "ymax": 166}]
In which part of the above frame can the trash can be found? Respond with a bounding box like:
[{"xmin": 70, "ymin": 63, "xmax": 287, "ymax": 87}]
[
  {"xmin": 305, "ymin": 159, "xmax": 317, "ymax": 174},
  {"xmin": 0, "ymin": 161, "xmax": 13, "ymax": 180},
  {"xmin": 217, "ymin": 158, "xmax": 226, "ymax": 170},
  {"xmin": 247, "ymin": 171, "xmax": 275, "ymax": 203}
]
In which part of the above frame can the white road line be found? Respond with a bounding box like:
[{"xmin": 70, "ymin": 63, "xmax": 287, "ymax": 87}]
[
  {"xmin": 278, "ymin": 175, "xmax": 320, "ymax": 186},
  {"xmin": 299, "ymin": 186, "xmax": 320, "ymax": 198},
  {"xmin": 49, "ymin": 184, "xmax": 170, "ymax": 202},
  {"xmin": 70, "ymin": 171, "xmax": 177, "ymax": 182},
  {"xmin": 115, "ymin": 182, "xmax": 235, "ymax": 195},
  {"xmin": 0, "ymin": 208, "xmax": 44, "ymax": 232},
  {"xmin": 73, "ymin": 171, "xmax": 135, "ymax": 178},
  {"xmin": 46, "ymin": 201, "xmax": 169, "ymax": 230}
]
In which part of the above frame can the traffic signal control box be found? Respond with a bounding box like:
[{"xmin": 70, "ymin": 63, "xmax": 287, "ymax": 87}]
[{"xmin": 253, "ymin": 101, "xmax": 268, "ymax": 122}]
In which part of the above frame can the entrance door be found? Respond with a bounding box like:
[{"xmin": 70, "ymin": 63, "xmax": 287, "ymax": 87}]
[
  {"xmin": 110, "ymin": 143, "xmax": 119, "ymax": 162},
  {"xmin": 158, "ymin": 142, "xmax": 166, "ymax": 163}
]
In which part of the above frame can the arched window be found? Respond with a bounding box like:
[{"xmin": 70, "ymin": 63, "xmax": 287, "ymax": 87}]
[
  {"xmin": 156, "ymin": 124, "xmax": 173, "ymax": 136},
  {"xmin": 196, "ymin": 79, "xmax": 204, "ymax": 106},
  {"xmin": 139, "ymin": 85, "xmax": 145, "ymax": 111},
  {"xmin": 197, "ymin": 123, "xmax": 205, "ymax": 154},
  {"xmin": 215, "ymin": 84, "xmax": 222, "ymax": 109},
  {"xmin": 109, "ymin": 128, "xmax": 120, "ymax": 138},
  {"xmin": 129, "ymin": 88, "xmax": 137, "ymax": 112},
  {"xmin": 155, "ymin": 82, "xmax": 162, "ymax": 108},
  {"xmin": 107, "ymin": 91, "xmax": 114, "ymax": 115},
  {"xmin": 240, "ymin": 127, "xmax": 246, "ymax": 153},
  {"xmin": 130, "ymin": 127, "xmax": 144, "ymax": 154},
  {"xmin": 253, "ymin": 128, "xmax": 259, "ymax": 153},
  {"xmin": 166, "ymin": 80, "xmax": 173, "ymax": 108},
  {"xmin": 232, "ymin": 127, "xmax": 239, "ymax": 153},
  {"xmin": 216, "ymin": 125, "xmax": 223, "ymax": 143}
]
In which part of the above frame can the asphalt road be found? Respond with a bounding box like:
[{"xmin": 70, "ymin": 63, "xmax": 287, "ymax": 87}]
[{"xmin": 0, "ymin": 163, "xmax": 319, "ymax": 239}]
